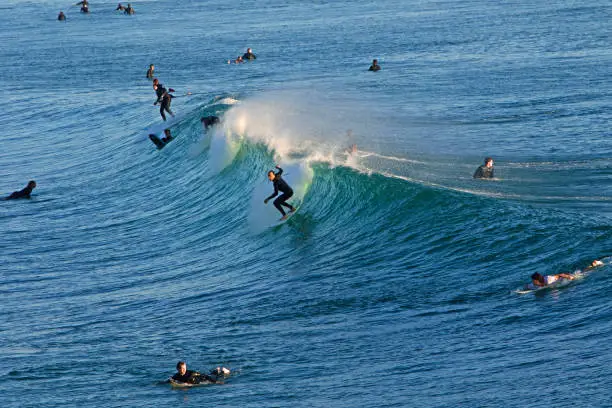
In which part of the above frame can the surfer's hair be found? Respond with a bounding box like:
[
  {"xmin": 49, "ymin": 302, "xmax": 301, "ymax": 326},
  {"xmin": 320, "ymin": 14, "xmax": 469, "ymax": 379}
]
[
  {"xmin": 531, "ymin": 272, "xmax": 543, "ymax": 282},
  {"xmin": 176, "ymin": 361, "xmax": 186, "ymax": 370}
]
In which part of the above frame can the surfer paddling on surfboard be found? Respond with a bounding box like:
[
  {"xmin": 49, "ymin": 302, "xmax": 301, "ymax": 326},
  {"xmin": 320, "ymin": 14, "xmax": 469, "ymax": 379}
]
[
  {"xmin": 170, "ymin": 361, "xmax": 230, "ymax": 385},
  {"xmin": 264, "ymin": 165, "xmax": 296, "ymax": 220},
  {"xmin": 524, "ymin": 259, "xmax": 605, "ymax": 290}
]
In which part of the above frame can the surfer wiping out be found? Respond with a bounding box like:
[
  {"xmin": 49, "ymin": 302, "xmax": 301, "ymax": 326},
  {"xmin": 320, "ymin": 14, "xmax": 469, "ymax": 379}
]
[
  {"xmin": 152, "ymin": 78, "xmax": 175, "ymax": 121},
  {"xmin": 170, "ymin": 361, "xmax": 230, "ymax": 385},
  {"xmin": 524, "ymin": 259, "xmax": 604, "ymax": 290},
  {"xmin": 264, "ymin": 165, "xmax": 296, "ymax": 220},
  {"xmin": 201, "ymin": 116, "xmax": 220, "ymax": 129}
]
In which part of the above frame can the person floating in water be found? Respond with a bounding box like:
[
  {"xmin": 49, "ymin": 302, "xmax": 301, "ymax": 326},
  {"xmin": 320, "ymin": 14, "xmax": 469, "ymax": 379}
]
[
  {"xmin": 473, "ymin": 157, "xmax": 494, "ymax": 179},
  {"xmin": 368, "ymin": 59, "xmax": 381, "ymax": 71},
  {"xmin": 201, "ymin": 116, "xmax": 220, "ymax": 129},
  {"xmin": 58, "ymin": 11, "xmax": 66, "ymax": 21},
  {"xmin": 115, "ymin": 3, "xmax": 124, "ymax": 11},
  {"xmin": 242, "ymin": 48, "xmax": 256, "ymax": 60},
  {"xmin": 76, "ymin": 0, "xmax": 89, "ymax": 13},
  {"xmin": 124, "ymin": 3, "xmax": 135, "ymax": 14},
  {"xmin": 5, "ymin": 181, "xmax": 36, "ymax": 200},
  {"xmin": 170, "ymin": 361, "xmax": 230, "ymax": 385},
  {"xmin": 264, "ymin": 165, "xmax": 296, "ymax": 220},
  {"xmin": 152, "ymin": 78, "xmax": 175, "ymax": 121},
  {"xmin": 146, "ymin": 64, "xmax": 154, "ymax": 80}
]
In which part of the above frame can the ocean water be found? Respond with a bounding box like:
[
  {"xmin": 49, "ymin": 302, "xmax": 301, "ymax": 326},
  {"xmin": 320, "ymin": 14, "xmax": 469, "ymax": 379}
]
[{"xmin": 1, "ymin": 0, "xmax": 611, "ymax": 407}]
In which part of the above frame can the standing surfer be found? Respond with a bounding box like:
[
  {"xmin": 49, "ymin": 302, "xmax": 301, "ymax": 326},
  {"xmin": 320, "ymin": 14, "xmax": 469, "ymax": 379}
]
[
  {"xmin": 264, "ymin": 165, "xmax": 296, "ymax": 220},
  {"xmin": 152, "ymin": 78, "xmax": 175, "ymax": 121}
]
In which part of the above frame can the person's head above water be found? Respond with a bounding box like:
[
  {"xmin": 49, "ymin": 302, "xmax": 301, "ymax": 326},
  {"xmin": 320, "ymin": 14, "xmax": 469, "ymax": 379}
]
[
  {"xmin": 484, "ymin": 157, "xmax": 493, "ymax": 167},
  {"xmin": 267, "ymin": 170, "xmax": 276, "ymax": 181},
  {"xmin": 531, "ymin": 272, "xmax": 544, "ymax": 285},
  {"xmin": 176, "ymin": 361, "xmax": 187, "ymax": 375},
  {"xmin": 372, "ymin": 59, "xmax": 378, "ymax": 65},
  {"xmin": 27, "ymin": 180, "xmax": 36, "ymax": 189}
]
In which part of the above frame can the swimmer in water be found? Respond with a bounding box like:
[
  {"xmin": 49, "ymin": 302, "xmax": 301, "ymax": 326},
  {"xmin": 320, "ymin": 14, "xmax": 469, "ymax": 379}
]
[
  {"xmin": 115, "ymin": 3, "xmax": 125, "ymax": 11},
  {"xmin": 242, "ymin": 48, "xmax": 256, "ymax": 60},
  {"xmin": 473, "ymin": 157, "xmax": 494, "ymax": 179},
  {"xmin": 264, "ymin": 165, "xmax": 296, "ymax": 220},
  {"xmin": 5, "ymin": 181, "xmax": 36, "ymax": 200},
  {"xmin": 124, "ymin": 3, "xmax": 135, "ymax": 14},
  {"xmin": 146, "ymin": 64, "xmax": 154, "ymax": 80},
  {"xmin": 368, "ymin": 59, "xmax": 381, "ymax": 71},
  {"xmin": 58, "ymin": 11, "xmax": 66, "ymax": 21},
  {"xmin": 152, "ymin": 78, "xmax": 175, "ymax": 121},
  {"xmin": 171, "ymin": 361, "xmax": 230, "ymax": 385}
]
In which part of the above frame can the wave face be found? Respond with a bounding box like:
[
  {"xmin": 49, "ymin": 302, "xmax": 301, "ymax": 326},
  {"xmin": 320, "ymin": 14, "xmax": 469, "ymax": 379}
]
[{"xmin": 1, "ymin": 0, "xmax": 611, "ymax": 407}]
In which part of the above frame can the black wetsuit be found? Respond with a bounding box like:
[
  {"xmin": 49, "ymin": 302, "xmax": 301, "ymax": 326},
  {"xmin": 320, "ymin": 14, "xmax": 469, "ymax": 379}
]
[
  {"xmin": 171, "ymin": 370, "xmax": 217, "ymax": 384},
  {"xmin": 473, "ymin": 165, "xmax": 494, "ymax": 179},
  {"xmin": 125, "ymin": 6, "xmax": 134, "ymax": 15},
  {"xmin": 368, "ymin": 64, "xmax": 381, "ymax": 71},
  {"xmin": 6, "ymin": 185, "xmax": 34, "ymax": 200},
  {"xmin": 242, "ymin": 52, "xmax": 256, "ymax": 60},
  {"xmin": 146, "ymin": 68, "xmax": 154, "ymax": 79},
  {"xmin": 155, "ymin": 84, "xmax": 174, "ymax": 121},
  {"xmin": 266, "ymin": 168, "xmax": 295, "ymax": 216},
  {"xmin": 58, "ymin": 12, "xmax": 66, "ymax": 21}
]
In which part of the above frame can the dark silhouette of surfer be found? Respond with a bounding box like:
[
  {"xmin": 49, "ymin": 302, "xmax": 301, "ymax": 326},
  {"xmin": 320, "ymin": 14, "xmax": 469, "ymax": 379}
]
[
  {"xmin": 264, "ymin": 166, "xmax": 296, "ymax": 220},
  {"xmin": 5, "ymin": 181, "xmax": 36, "ymax": 200}
]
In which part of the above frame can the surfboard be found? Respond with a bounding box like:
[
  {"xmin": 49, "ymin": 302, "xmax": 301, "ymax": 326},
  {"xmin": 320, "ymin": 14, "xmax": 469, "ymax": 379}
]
[
  {"xmin": 515, "ymin": 273, "xmax": 584, "ymax": 294},
  {"xmin": 273, "ymin": 204, "xmax": 301, "ymax": 225},
  {"xmin": 168, "ymin": 378, "xmax": 195, "ymax": 388}
]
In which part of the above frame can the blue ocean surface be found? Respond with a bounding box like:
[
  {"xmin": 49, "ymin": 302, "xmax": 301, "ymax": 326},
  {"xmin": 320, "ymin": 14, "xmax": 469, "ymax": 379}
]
[{"xmin": 1, "ymin": 0, "xmax": 611, "ymax": 407}]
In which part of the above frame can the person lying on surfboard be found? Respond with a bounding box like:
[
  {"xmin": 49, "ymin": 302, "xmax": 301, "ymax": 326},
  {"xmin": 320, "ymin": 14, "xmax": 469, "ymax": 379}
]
[
  {"xmin": 264, "ymin": 165, "xmax": 296, "ymax": 220},
  {"xmin": 524, "ymin": 259, "xmax": 604, "ymax": 290},
  {"xmin": 170, "ymin": 361, "xmax": 230, "ymax": 385},
  {"xmin": 525, "ymin": 272, "xmax": 574, "ymax": 290}
]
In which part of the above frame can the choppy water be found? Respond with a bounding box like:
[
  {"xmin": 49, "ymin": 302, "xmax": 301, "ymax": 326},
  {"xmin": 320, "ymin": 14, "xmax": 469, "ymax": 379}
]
[{"xmin": 1, "ymin": 0, "xmax": 611, "ymax": 407}]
